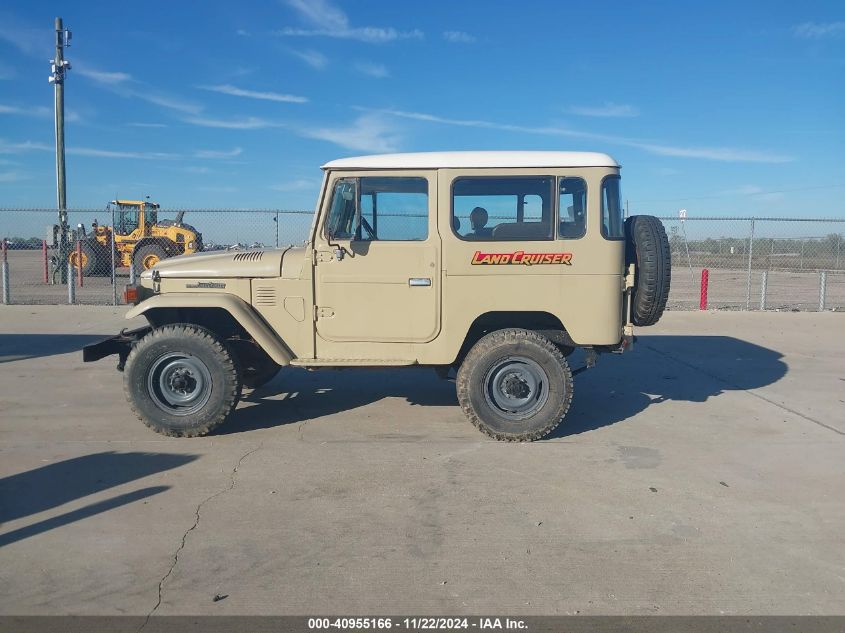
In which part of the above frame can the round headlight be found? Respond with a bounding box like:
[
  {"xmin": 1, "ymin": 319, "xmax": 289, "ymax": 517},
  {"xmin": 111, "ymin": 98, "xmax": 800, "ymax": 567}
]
[{"xmin": 187, "ymin": 241, "xmax": 195, "ymax": 250}]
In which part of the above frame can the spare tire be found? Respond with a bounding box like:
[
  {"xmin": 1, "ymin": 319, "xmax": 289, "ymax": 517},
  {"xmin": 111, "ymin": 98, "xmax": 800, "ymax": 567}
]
[{"xmin": 625, "ymin": 215, "xmax": 671, "ymax": 326}]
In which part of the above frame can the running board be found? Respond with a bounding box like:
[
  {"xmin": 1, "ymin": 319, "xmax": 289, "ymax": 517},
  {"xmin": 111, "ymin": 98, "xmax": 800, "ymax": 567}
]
[{"xmin": 290, "ymin": 358, "xmax": 416, "ymax": 368}]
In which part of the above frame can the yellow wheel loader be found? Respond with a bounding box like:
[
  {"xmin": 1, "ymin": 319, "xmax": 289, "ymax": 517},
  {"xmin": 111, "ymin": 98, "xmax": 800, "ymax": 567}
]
[{"xmin": 69, "ymin": 200, "xmax": 203, "ymax": 276}]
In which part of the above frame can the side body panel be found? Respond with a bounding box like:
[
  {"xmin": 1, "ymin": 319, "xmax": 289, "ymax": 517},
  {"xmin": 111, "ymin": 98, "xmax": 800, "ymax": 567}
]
[{"xmin": 302, "ymin": 166, "xmax": 623, "ymax": 364}]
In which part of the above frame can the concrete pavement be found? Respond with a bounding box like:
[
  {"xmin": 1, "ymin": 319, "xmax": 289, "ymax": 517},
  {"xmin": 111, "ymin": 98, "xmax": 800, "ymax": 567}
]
[{"xmin": 0, "ymin": 307, "xmax": 843, "ymax": 615}]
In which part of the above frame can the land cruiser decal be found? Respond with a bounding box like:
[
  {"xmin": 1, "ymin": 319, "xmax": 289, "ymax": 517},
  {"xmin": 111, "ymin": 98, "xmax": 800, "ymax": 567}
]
[{"xmin": 471, "ymin": 250, "xmax": 573, "ymax": 266}]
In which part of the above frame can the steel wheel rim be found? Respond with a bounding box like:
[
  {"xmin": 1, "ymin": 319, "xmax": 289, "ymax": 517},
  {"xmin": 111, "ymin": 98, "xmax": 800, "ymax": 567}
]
[
  {"xmin": 142, "ymin": 254, "xmax": 160, "ymax": 269},
  {"xmin": 483, "ymin": 356, "xmax": 549, "ymax": 420},
  {"xmin": 147, "ymin": 352, "xmax": 212, "ymax": 416}
]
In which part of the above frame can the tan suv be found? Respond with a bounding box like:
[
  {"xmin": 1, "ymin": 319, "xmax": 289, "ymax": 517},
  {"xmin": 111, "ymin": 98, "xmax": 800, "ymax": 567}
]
[{"xmin": 84, "ymin": 151, "xmax": 671, "ymax": 441}]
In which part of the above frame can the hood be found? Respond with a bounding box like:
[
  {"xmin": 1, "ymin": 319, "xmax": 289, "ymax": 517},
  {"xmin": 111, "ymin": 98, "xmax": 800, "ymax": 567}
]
[{"xmin": 150, "ymin": 247, "xmax": 291, "ymax": 278}]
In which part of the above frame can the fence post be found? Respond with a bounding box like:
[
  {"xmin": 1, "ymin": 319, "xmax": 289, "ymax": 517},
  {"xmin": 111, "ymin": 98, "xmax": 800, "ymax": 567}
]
[
  {"xmin": 75, "ymin": 240, "xmax": 83, "ymax": 288},
  {"xmin": 699, "ymin": 269, "xmax": 709, "ymax": 310},
  {"xmin": 110, "ymin": 205, "xmax": 117, "ymax": 306},
  {"xmin": 42, "ymin": 240, "xmax": 49, "ymax": 283},
  {"xmin": 275, "ymin": 211, "xmax": 280, "ymax": 248},
  {"xmin": 1, "ymin": 239, "xmax": 9, "ymax": 305},
  {"xmin": 745, "ymin": 218, "xmax": 755, "ymax": 311},
  {"xmin": 67, "ymin": 261, "xmax": 75, "ymax": 304},
  {"xmin": 760, "ymin": 270, "xmax": 768, "ymax": 310},
  {"xmin": 819, "ymin": 271, "xmax": 827, "ymax": 312}
]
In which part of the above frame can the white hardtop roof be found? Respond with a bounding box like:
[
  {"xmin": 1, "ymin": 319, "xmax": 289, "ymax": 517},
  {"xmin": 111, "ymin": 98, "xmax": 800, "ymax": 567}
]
[{"xmin": 322, "ymin": 151, "xmax": 619, "ymax": 170}]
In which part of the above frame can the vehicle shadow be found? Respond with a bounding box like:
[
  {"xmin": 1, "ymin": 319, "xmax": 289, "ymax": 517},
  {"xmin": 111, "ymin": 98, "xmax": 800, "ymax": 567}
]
[
  {"xmin": 0, "ymin": 333, "xmax": 110, "ymax": 363},
  {"xmin": 224, "ymin": 335, "xmax": 788, "ymax": 439},
  {"xmin": 222, "ymin": 368, "xmax": 458, "ymax": 435},
  {"xmin": 551, "ymin": 334, "xmax": 789, "ymax": 438},
  {"xmin": 0, "ymin": 451, "xmax": 198, "ymax": 528}
]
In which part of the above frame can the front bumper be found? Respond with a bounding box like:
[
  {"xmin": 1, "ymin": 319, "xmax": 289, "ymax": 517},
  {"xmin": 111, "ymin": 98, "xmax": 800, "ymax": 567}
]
[{"xmin": 82, "ymin": 326, "xmax": 151, "ymax": 369}]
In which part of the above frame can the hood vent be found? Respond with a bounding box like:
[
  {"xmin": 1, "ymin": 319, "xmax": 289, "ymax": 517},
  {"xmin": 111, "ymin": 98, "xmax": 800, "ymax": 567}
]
[
  {"xmin": 254, "ymin": 285, "xmax": 277, "ymax": 306},
  {"xmin": 233, "ymin": 251, "xmax": 264, "ymax": 262}
]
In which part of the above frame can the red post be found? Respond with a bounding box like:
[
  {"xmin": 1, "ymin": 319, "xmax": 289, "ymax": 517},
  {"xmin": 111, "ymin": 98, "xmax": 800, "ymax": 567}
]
[
  {"xmin": 42, "ymin": 240, "xmax": 48, "ymax": 283},
  {"xmin": 76, "ymin": 240, "xmax": 83, "ymax": 288},
  {"xmin": 700, "ymin": 268, "xmax": 709, "ymax": 310}
]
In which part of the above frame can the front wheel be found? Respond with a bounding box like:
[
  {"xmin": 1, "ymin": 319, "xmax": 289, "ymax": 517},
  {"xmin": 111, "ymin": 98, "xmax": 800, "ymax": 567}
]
[
  {"xmin": 456, "ymin": 329, "xmax": 573, "ymax": 441},
  {"xmin": 133, "ymin": 243, "xmax": 168, "ymax": 277},
  {"xmin": 123, "ymin": 325, "xmax": 241, "ymax": 437}
]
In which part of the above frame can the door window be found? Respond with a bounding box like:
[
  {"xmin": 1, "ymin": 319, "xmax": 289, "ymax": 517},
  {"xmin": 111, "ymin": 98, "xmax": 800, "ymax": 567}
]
[{"xmin": 325, "ymin": 177, "xmax": 429, "ymax": 241}]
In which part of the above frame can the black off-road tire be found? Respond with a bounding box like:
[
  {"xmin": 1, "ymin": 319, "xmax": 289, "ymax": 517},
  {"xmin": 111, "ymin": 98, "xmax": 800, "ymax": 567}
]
[
  {"xmin": 625, "ymin": 215, "xmax": 671, "ymax": 326},
  {"xmin": 123, "ymin": 324, "xmax": 241, "ymax": 437},
  {"xmin": 456, "ymin": 329, "xmax": 574, "ymax": 442},
  {"xmin": 133, "ymin": 242, "xmax": 168, "ymax": 276},
  {"xmin": 69, "ymin": 238, "xmax": 101, "ymax": 277}
]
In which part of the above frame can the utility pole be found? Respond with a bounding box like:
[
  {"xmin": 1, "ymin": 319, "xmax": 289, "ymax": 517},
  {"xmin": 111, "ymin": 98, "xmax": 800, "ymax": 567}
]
[{"xmin": 50, "ymin": 17, "xmax": 71, "ymax": 282}]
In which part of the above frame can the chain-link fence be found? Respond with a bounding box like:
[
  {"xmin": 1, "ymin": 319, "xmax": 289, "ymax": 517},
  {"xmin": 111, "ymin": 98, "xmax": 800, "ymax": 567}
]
[
  {"xmin": 1, "ymin": 208, "xmax": 844, "ymax": 310},
  {"xmin": 0, "ymin": 208, "xmax": 314, "ymax": 305},
  {"xmin": 659, "ymin": 216, "xmax": 845, "ymax": 311}
]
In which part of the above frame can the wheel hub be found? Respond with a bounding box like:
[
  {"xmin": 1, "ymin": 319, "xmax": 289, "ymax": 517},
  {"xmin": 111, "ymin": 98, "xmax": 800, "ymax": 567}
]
[
  {"xmin": 483, "ymin": 356, "xmax": 549, "ymax": 420},
  {"xmin": 147, "ymin": 352, "xmax": 212, "ymax": 416}
]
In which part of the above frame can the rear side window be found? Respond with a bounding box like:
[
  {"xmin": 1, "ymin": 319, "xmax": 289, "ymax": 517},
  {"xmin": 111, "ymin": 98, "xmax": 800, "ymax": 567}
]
[
  {"xmin": 452, "ymin": 177, "xmax": 554, "ymax": 241},
  {"xmin": 558, "ymin": 177, "xmax": 587, "ymax": 239},
  {"xmin": 601, "ymin": 176, "xmax": 624, "ymax": 239}
]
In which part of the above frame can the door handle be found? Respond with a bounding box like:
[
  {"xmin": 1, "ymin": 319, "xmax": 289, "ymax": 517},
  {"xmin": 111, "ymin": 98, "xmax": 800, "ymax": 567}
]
[{"xmin": 409, "ymin": 278, "xmax": 431, "ymax": 287}]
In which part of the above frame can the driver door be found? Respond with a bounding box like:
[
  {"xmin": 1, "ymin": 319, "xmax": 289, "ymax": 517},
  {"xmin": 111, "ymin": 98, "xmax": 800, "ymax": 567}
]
[{"xmin": 313, "ymin": 171, "xmax": 440, "ymax": 350}]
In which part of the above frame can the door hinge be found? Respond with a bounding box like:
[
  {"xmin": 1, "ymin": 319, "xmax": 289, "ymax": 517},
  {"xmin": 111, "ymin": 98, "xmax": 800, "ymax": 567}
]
[{"xmin": 314, "ymin": 306, "xmax": 335, "ymax": 320}]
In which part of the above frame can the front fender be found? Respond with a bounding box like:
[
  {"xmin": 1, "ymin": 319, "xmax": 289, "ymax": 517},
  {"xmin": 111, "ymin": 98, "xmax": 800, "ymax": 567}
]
[{"xmin": 126, "ymin": 293, "xmax": 294, "ymax": 366}]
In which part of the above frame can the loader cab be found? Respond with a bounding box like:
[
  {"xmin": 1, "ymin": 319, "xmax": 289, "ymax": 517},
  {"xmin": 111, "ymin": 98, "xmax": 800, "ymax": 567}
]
[{"xmin": 112, "ymin": 200, "xmax": 160, "ymax": 237}]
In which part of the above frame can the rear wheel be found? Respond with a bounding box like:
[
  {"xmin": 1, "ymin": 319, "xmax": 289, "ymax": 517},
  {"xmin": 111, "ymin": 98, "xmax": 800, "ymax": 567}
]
[
  {"xmin": 456, "ymin": 329, "xmax": 573, "ymax": 441},
  {"xmin": 133, "ymin": 243, "xmax": 168, "ymax": 276},
  {"xmin": 68, "ymin": 239, "xmax": 100, "ymax": 276},
  {"xmin": 123, "ymin": 325, "xmax": 241, "ymax": 437}
]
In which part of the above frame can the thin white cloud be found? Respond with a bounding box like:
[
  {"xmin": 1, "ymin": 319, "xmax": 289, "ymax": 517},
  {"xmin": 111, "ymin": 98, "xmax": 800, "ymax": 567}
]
[
  {"xmin": 300, "ymin": 113, "xmax": 401, "ymax": 152},
  {"xmin": 793, "ymin": 21, "xmax": 845, "ymax": 38},
  {"xmin": 280, "ymin": 0, "xmax": 423, "ymax": 43},
  {"xmin": 236, "ymin": 28, "xmax": 250, "ymax": 37},
  {"xmin": 354, "ymin": 61, "xmax": 390, "ymax": 78},
  {"xmin": 568, "ymin": 102, "xmax": 640, "ymax": 118},
  {"xmin": 270, "ymin": 178, "xmax": 319, "ymax": 192},
  {"xmin": 365, "ymin": 108, "xmax": 792, "ymax": 163},
  {"xmin": 75, "ymin": 67, "xmax": 132, "ymax": 84},
  {"xmin": 184, "ymin": 116, "xmax": 284, "ymax": 130},
  {"xmin": 139, "ymin": 93, "xmax": 202, "ymax": 115},
  {"xmin": 0, "ymin": 19, "xmax": 47, "ymax": 55},
  {"xmin": 128, "ymin": 122, "xmax": 168, "ymax": 128},
  {"xmin": 443, "ymin": 31, "xmax": 476, "ymax": 43},
  {"xmin": 198, "ymin": 84, "xmax": 308, "ymax": 104},
  {"xmin": 0, "ymin": 171, "xmax": 29, "ymax": 183},
  {"xmin": 0, "ymin": 137, "xmax": 241, "ymax": 161},
  {"xmin": 291, "ymin": 48, "xmax": 329, "ymax": 69},
  {"xmin": 193, "ymin": 147, "xmax": 244, "ymax": 159},
  {"xmin": 75, "ymin": 62, "xmax": 202, "ymax": 115},
  {"xmin": 0, "ymin": 104, "xmax": 52, "ymax": 118}
]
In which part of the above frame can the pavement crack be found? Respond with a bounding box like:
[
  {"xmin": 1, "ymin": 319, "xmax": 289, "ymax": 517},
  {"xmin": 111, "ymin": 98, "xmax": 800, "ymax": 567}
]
[
  {"xmin": 137, "ymin": 441, "xmax": 264, "ymax": 631},
  {"xmin": 644, "ymin": 343, "xmax": 843, "ymax": 436}
]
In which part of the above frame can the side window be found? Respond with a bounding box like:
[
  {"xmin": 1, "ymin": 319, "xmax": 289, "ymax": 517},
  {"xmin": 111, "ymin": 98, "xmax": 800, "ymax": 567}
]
[
  {"xmin": 359, "ymin": 177, "xmax": 428, "ymax": 241},
  {"xmin": 558, "ymin": 177, "xmax": 587, "ymax": 239},
  {"xmin": 601, "ymin": 175, "xmax": 624, "ymax": 239},
  {"xmin": 325, "ymin": 177, "xmax": 428, "ymax": 242},
  {"xmin": 452, "ymin": 177, "xmax": 554, "ymax": 241}
]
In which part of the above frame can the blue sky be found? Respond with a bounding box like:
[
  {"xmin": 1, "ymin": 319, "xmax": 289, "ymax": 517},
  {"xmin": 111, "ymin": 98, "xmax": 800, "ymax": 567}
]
[{"xmin": 0, "ymin": 0, "xmax": 843, "ymax": 217}]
